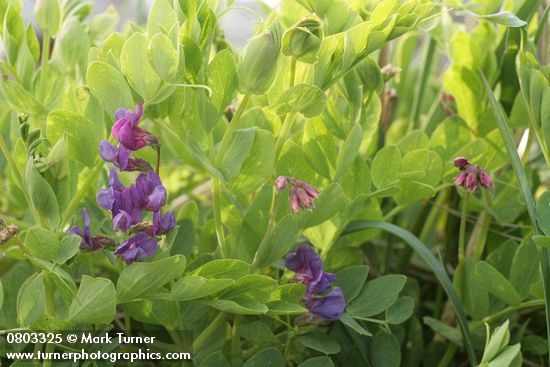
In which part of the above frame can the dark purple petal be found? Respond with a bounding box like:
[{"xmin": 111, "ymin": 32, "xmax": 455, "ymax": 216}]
[
  {"xmin": 114, "ymin": 233, "xmax": 157, "ymax": 264},
  {"xmin": 306, "ymin": 287, "xmax": 345, "ymax": 321},
  {"xmin": 153, "ymin": 210, "xmax": 175, "ymax": 235},
  {"xmin": 285, "ymin": 245, "xmax": 324, "ymax": 284},
  {"xmin": 310, "ymin": 272, "xmax": 336, "ymax": 294},
  {"xmin": 112, "ymin": 210, "xmax": 132, "ymax": 232},
  {"xmin": 453, "ymin": 157, "xmax": 469, "ymax": 169}
]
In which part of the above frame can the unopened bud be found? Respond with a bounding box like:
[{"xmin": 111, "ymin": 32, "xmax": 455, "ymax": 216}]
[
  {"xmin": 238, "ymin": 22, "xmax": 282, "ymax": 95},
  {"xmin": 282, "ymin": 14, "xmax": 324, "ymax": 64},
  {"xmin": 275, "ymin": 176, "xmax": 288, "ymax": 191}
]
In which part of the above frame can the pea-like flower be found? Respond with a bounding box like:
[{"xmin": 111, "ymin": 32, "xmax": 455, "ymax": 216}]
[
  {"xmin": 276, "ymin": 176, "xmax": 319, "ymax": 214},
  {"xmin": 99, "ymin": 140, "xmax": 152, "ymax": 172},
  {"xmin": 114, "ymin": 232, "xmax": 157, "ymax": 264},
  {"xmin": 68, "ymin": 208, "xmax": 114, "ymax": 250},
  {"xmin": 453, "ymin": 157, "xmax": 491, "ymax": 192},
  {"xmin": 285, "ymin": 245, "xmax": 345, "ymax": 322},
  {"xmin": 111, "ymin": 104, "xmax": 158, "ymax": 151},
  {"xmin": 305, "ymin": 287, "xmax": 346, "ymax": 321}
]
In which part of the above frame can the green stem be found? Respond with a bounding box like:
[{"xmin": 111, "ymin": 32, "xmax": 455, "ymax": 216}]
[
  {"xmin": 275, "ymin": 112, "xmax": 298, "ymax": 157},
  {"xmin": 42, "ymin": 343, "xmax": 54, "ymax": 367},
  {"xmin": 59, "ymin": 160, "xmax": 103, "ymax": 229},
  {"xmin": 230, "ymin": 316, "xmax": 241, "ymax": 366},
  {"xmin": 471, "ymin": 299, "xmax": 545, "ymax": 332},
  {"xmin": 289, "ymin": 58, "xmax": 296, "ymax": 87},
  {"xmin": 192, "ymin": 313, "xmax": 226, "ymax": 351},
  {"xmin": 41, "ymin": 33, "xmax": 50, "ymax": 72},
  {"xmin": 470, "ymin": 190, "xmax": 492, "ymax": 260},
  {"xmin": 212, "ymin": 177, "xmax": 227, "ymax": 257},
  {"xmin": 283, "ymin": 316, "xmax": 293, "ymax": 361},
  {"xmin": 0, "ymin": 133, "xmax": 42, "ymax": 226},
  {"xmin": 436, "ymin": 342, "xmax": 457, "ymax": 367},
  {"xmin": 215, "ymin": 94, "xmax": 251, "ymax": 164},
  {"xmin": 251, "ymin": 190, "xmax": 280, "ymax": 272},
  {"xmin": 458, "ymin": 191, "xmax": 470, "ymax": 264},
  {"xmin": 410, "ymin": 37, "xmax": 436, "ymax": 129}
]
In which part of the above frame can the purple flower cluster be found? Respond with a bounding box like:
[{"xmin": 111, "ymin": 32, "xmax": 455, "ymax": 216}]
[
  {"xmin": 285, "ymin": 245, "xmax": 345, "ymax": 321},
  {"xmin": 275, "ymin": 176, "xmax": 319, "ymax": 214},
  {"xmin": 453, "ymin": 157, "xmax": 491, "ymax": 192},
  {"xmin": 81, "ymin": 104, "xmax": 175, "ymax": 264}
]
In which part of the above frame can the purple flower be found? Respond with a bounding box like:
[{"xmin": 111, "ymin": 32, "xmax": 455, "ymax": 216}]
[
  {"xmin": 114, "ymin": 232, "xmax": 157, "ymax": 264},
  {"xmin": 285, "ymin": 245, "xmax": 336, "ymax": 296},
  {"xmin": 305, "ymin": 287, "xmax": 345, "ymax": 321},
  {"xmin": 131, "ymin": 171, "xmax": 166, "ymax": 212},
  {"xmin": 111, "ymin": 104, "xmax": 158, "ymax": 151},
  {"xmin": 152, "ymin": 210, "xmax": 175, "ymax": 235},
  {"xmin": 453, "ymin": 157, "xmax": 492, "ymax": 193},
  {"xmin": 96, "ymin": 169, "xmax": 142, "ymax": 231},
  {"xmin": 99, "ymin": 140, "xmax": 152, "ymax": 172},
  {"xmin": 68, "ymin": 208, "xmax": 113, "ymax": 250}
]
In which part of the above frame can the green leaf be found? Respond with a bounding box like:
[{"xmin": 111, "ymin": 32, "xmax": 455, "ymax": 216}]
[
  {"xmin": 219, "ymin": 128, "xmax": 256, "ymax": 181},
  {"xmin": 191, "ymin": 259, "xmax": 250, "ymax": 280},
  {"xmin": 474, "ymin": 261, "xmax": 521, "ymax": 306},
  {"xmin": 297, "ymin": 332, "xmax": 341, "ymax": 354},
  {"xmin": 275, "ymin": 84, "xmax": 327, "ymax": 117},
  {"xmin": 25, "ymin": 225, "xmax": 59, "ymax": 261},
  {"xmin": 55, "ymin": 235, "xmax": 81, "ymax": 265},
  {"xmin": 371, "ymin": 332, "xmax": 401, "ymax": 367},
  {"xmin": 460, "ymin": 10, "xmax": 527, "ymax": 27},
  {"xmin": 146, "ymin": 0, "xmax": 178, "ymax": 36},
  {"xmin": 171, "ymin": 276, "xmax": 234, "ymax": 301},
  {"xmin": 298, "ymin": 357, "xmax": 334, "ymax": 367},
  {"xmin": 371, "ymin": 145, "xmax": 401, "ymax": 188},
  {"xmin": 117, "ymin": 255, "xmax": 186, "ymax": 303},
  {"xmin": 348, "ymin": 274, "xmax": 406, "ymax": 317},
  {"xmin": 200, "ymin": 352, "xmax": 231, "ymax": 367},
  {"xmin": 205, "ymin": 296, "xmax": 268, "ymax": 315},
  {"xmin": 66, "ymin": 275, "xmax": 116, "ymax": 325},
  {"xmin": 207, "ymin": 49, "xmax": 237, "ymax": 115},
  {"xmin": 120, "ymin": 33, "xmax": 161, "ymax": 101},
  {"xmin": 229, "ymin": 129, "xmax": 276, "ymax": 195},
  {"xmin": 339, "ymin": 313, "xmax": 372, "ymax": 336},
  {"xmin": 342, "ymin": 221, "xmax": 477, "ymax": 365},
  {"xmin": 24, "ymin": 161, "xmax": 60, "ymax": 228},
  {"xmin": 243, "ymin": 348, "xmax": 284, "ymax": 367},
  {"xmin": 220, "ymin": 275, "xmax": 277, "ymax": 303},
  {"xmin": 510, "ymin": 239, "xmax": 539, "ymax": 300},
  {"xmin": 385, "ymin": 296, "xmax": 414, "ymax": 324},
  {"xmin": 148, "ymin": 33, "xmax": 178, "ymax": 82},
  {"xmin": 334, "ymin": 123, "xmax": 362, "ymax": 180},
  {"xmin": 537, "ymin": 191, "xmax": 550, "ymax": 236},
  {"xmin": 334, "ymin": 265, "xmax": 369, "ymax": 303},
  {"xmin": 453, "ymin": 258, "xmax": 490, "ymax": 319},
  {"xmin": 46, "ymin": 110, "xmax": 101, "ymax": 167},
  {"xmin": 86, "ymin": 61, "xmax": 134, "ymax": 116},
  {"xmin": 17, "ymin": 273, "xmax": 45, "ymax": 327}
]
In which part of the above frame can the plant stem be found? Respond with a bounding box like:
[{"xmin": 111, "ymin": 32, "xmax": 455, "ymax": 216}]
[
  {"xmin": 59, "ymin": 160, "xmax": 104, "ymax": 230},
  {"xmin": 283, "ymin": 316, "xmax": 293, "ymax": 361},
  {"xmin": 230, "ymin": 316, "xmax": 241, "ymax": 366},
  {"xmin": 212, "ymin": 177, "xmax": 227, "ymax": 257},
  {"xmin": 436, "ymin": 343, "xmax": 457, "ymax": 367},
  {"xmin": 215, "ymin": 94, "xmax": 251, "ymax": 165},
  {"xmin": 275, "ymin": 112, "xmax": 298, "ymax": 157},
  {"xmin": 251, "ymin": 190, "xmax": 280, "ymax": 272},
  {"xmin": 155, "ymin": 144, "xmax": 161, "ymax": 175},
  {"xmin": 458, "ymin": 191, "xmax": 470, "ymax": 264},
  {"xmin": 471, "ymin": 299, "xmax": 545, "ymax": 331},
  {"xmin": 41, "ymin": 33, "xmax": 50, "ymax": 72},
  {"xmin": 0, "ymin": 133, "xmax": 42, "ymax": 226},
  {"xmin": 469, "ymin": 190, "xmax": 492, "ymax": 260},
  {"xmin": 192, "ymin": 313, "xmax": 226, "ymax": 351},
  {"xmin": 42, "ymin": 343, "xmax": 54, "ymax": 367},
  {"xmin": 410, "ymin": 37, "xmax": 436, "ymax": 129},
  {"xmin": 289, "ymin": 58, "xmax": 297, "ymax": 87}
]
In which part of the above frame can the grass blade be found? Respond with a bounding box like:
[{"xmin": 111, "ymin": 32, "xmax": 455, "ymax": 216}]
[
  {"xmin": 481, "ymin": 70, "xmax": 550, "ymax": 367},
  {"xmin": 342, "ymin": 221, "xmax": 477, "ymax": 366}
]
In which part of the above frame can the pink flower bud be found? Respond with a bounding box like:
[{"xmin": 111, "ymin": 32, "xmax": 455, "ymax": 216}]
[
  {"xmin": 453, "ymin": 157, "xmax": 469, "ymax": 169},
  {"xmin": 275, "ymin": 176, "xmax": 288, "ymax": 191},
  {"xmin": 289, "ymin": 188, "xmax": 300, "ymax": 214},
  {"xmin": 296, "ymin": 187, "xmax": 313, "ymax": 209},
  {"xmin": 454, "ymin": 172, "xmax": 467, "ymax": 186},
  {"xmin": 302, "ymin": 183, "xmax": 319, "ymax": 199},
  {"xmin": 479, "ymin": 169, "xmax": 491, "ymax": 188}
]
